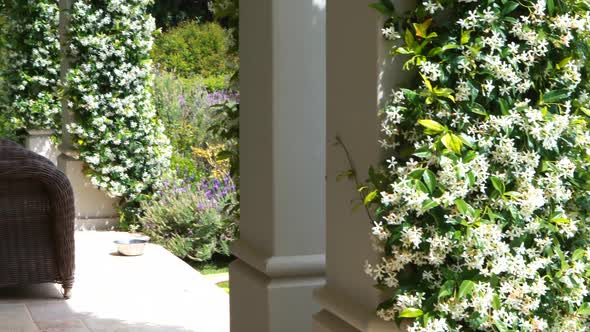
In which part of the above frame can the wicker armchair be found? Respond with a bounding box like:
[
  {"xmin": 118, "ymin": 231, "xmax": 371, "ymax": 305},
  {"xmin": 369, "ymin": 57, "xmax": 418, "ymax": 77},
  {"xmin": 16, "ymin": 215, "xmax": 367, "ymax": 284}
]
[{"xmin": 0, "ymin": 140, "xmax": 75, "ymax": 298}]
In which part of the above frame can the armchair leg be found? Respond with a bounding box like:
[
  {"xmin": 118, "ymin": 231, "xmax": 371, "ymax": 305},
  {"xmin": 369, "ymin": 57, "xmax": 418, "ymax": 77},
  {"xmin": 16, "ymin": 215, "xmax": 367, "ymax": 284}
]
[
  {"xmin": 62, "ymin": 279, "xmax": 74, "ymax": 299},
  {"xmin": 63, "ymin": 287, "xmax": 72, "ymax": 299}
]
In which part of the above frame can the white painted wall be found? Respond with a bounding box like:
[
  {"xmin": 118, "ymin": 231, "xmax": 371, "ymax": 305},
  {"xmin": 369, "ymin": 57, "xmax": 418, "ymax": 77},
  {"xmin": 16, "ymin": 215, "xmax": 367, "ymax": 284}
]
[{"xmin": 25, "ymin": 130, "xmax": 60, "ymax": 165}]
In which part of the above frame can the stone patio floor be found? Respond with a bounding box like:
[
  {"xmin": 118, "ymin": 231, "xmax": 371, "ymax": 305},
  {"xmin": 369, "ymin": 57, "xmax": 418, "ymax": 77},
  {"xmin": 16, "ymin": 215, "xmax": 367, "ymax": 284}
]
[{"xmin": 0, "ymin": 231, "xmax": 230, "ymax": 332}]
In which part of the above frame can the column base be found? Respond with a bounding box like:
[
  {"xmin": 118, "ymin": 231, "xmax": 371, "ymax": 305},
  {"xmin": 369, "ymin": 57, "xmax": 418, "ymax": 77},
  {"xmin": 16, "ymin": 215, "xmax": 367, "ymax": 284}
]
[
  {"xmin": 230, "ymin": 259, "xmax": 325, "ymax": 332},
  {"xmin": 58, "ymin": 155, "xmax": 119, "ymax": 225},
  {"xmin": 313, "ymin": 287, "xmax": 401, "ymax": 332},
  {"xmin": 313, "ymin": 310, "xmax": 360, "ymax": 332}
]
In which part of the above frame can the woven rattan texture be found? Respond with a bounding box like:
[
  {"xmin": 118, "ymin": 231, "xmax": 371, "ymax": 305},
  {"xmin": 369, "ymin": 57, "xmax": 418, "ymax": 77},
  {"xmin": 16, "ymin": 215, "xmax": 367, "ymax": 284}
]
[{"xmin": 0, "ymin": 140, "xmax": 75, "ymax": 292}]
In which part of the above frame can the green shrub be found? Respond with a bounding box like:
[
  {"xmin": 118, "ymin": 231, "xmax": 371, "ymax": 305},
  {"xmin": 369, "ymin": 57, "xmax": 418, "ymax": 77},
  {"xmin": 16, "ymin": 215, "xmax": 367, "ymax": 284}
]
[
  {"xmin": 0, "ymin": 113, "xmax": 19, "ymax": 141},
  {"xmin": 170, "ymin": 152, "xmax": 206, "ymax": 180},
  {"xmin": 0, "ymin": 14, "xmax": 20, "ymax": 142},
  {"xmin": 152, "ymin": 70, "xmax": 216, "ymax": 157},
  {"xmin": 201, "ymin": 75, "xmax": 229, "ymax": 92},
  {"xmin": 152, "ymin": 21, "xmax": 237, "ymax": 78},
  {"xmin": 140, "ymin": 176, "xmax": 238, "ymax": 261}
]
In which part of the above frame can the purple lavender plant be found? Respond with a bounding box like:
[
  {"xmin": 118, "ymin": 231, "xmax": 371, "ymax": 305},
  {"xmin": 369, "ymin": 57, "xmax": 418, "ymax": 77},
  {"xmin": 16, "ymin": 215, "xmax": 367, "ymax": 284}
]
[{"xmin": 206, "ymin": 90, "xmax": 239, "ymax": 106}]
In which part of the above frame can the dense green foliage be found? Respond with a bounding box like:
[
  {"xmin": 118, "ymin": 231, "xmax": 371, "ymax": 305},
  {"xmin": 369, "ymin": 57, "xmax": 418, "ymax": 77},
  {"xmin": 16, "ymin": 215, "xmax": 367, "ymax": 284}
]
[
  {"xmin": 0, "ymin": 0, "xmax": 240, "ymax": 264},
  {"xmin": 0, "ymin": 14, "xmax": 18, "ymax": 141},
  {"xmin": 152, "ymin": 70, "xmax": 225, "ymax": 180},
  {"xmin": 209, "ymin": 0, "xmax": 239, "ymax": 51},
  {"xmin": 66, "ymin": 0, "xmax": 171, "ymax": 215},
  {"xmin": 153, "ymin": 70, "xmax": 216, "ymax": 155},
  {"xmin": 152, "ymin": 21, "xmax": 237, "ymax": 79},
  {"xmin": 0, "ymin": 0, "xmax": 61, "ymax": 132},
  {"xmin": 207, "ymin": 99, "xmax": 240, "ymax": 222},
  {"xmin": 141, "ymin": 176, "xmax": 237, "ymax": 262},
  {"xmin": 365, "ymin": 0, "xmax": 590, "ymax": 331}
]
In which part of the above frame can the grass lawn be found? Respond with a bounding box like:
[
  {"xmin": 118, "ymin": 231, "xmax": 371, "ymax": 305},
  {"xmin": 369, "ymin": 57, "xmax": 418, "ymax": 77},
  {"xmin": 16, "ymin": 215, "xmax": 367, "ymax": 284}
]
[
  {"xmin": 189, "ymin": 254, "xmax": 234, "ymax": 275},
  {"xmin": 190, "ymin": 254, "xmax": 233, "ymax": 293},
  {"xmin": 216, "ymin": 281, "xmax": 230, "ymax": 293}
]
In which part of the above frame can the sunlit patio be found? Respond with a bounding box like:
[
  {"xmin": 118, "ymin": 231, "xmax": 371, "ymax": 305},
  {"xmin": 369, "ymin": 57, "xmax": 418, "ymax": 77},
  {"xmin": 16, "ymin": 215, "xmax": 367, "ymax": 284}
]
[{"xmin": 0, "ymin": 232, "xmax": 229, "ymax": 332}]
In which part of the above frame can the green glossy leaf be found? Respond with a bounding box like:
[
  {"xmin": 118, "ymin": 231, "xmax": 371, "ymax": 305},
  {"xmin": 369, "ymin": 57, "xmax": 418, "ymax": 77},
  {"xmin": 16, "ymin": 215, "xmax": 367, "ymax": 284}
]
[
  {"xmin": 498, "ymin": 99, "xmax": 510, "ymax": 114},
  {"xmin": 369, "ymin": 3, "xmax": 390, "ymax": 15},
  {"xmin": 398, "ymin": 308, "xmax": 424, "ymax": 318},
  {"xmin": 442, "ymin": 43, "xmax": 459, "ymax": 51},
  {"xmin": 413, "ymin": 18, "xmax": 433, "ymax": 38},
  {"xmin": 463, "ymin": 150, "xmax": 477, "ymax": 163},
  {"xmin": 551, "ymin": 217, "xmax": 570, "ymax": 224},
  {"xmin": 547, "ymin": 0, "xmax": 555, "ymax": 16},
  {"xmin": 409, "ymin": 168, "xmax": 426, "ymax": 179},
  {"xmin": 415, "ymin": 180, "xmax": 430, "ymax": 194},
  {"xmin": 543, "ymin": 89, "xmax": 570, "ymax": 104},
  {"xmin": 405, "ymin": 28, "xmax": 415, "ymax": 47},
  {"xmin": 413, "ymin": 149, "xmax": 432, "ymax": 159},
  {"xmin": 441, "ymin": 133, "xmax": 463, "ymax": 154},
  {"xmin": 491, "ymin": 176, "xmax": 505, "ymax": 195},
  {"xmin": 454, "ymin": 199, "xmax": 473, "ymax": 216},
  {"xmin": 556, "ymin": 57, "xmax": 572, "ymax": 70},
  {"xmin": 428, "ymin": 47, "xmax": 442, "ymax": 57},
  {"xmin": 580, "ymin": 107, "xmax": 590, "ymax": 117},
  {"xmin": 458, "ymin": 280, "xmax": 475, "ymax": 298},
  {"xmin": 422, "ymin": 170, "xmax": 437, "ymax": 193},
  {"xmin": 418, "ymin": 119, "xmax": 445, "ymax": 134},
  {"xmin": 422, "ymin": 199, "xmax": 440, "ymax": 211},
  {"xmin": 573, "ymin": 248, "xmax": 587, "ymax": 261},
  {"xmin": 578, "ymin": 303, "xmax": 590, "ymax": 316},
  {"xmin": 459, "ymin": 134, "xmax": 475, "ymax": 149},
  {"xmin": 438, "ymin": 280, "xmax": 455, "ymax": 299},
  {"xmin": 461, "ymin": 30, "xmax": 472, "ymax": 45},
  {"xmin": 502, "ymin": 1, "xmax": 519, "ymax": 15},
  {"xmin": 433, "ymin": 87, "xmax": 456, "ymax": 102},
  {"xmin": 364, "ymin": 190, "xmax": 378, "ymax": 206},
  {"xmin": 420, "ymin": 73, "xmax": 433, "ymax": 91},
  {"xmin": 493, "ymin": 294, "xmax": 502, "ymax": 310},
  {"xmin": 369, "ymin": 0, "xmax": 394, "ymax": 15},
  {"xmin": 470, "ymin": 103, "xmax": 488, "ymax": 116}
]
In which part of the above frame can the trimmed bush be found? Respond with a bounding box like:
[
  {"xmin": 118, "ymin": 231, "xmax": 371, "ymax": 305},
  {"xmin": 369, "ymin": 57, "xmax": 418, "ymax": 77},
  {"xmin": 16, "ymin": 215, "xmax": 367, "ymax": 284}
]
[{"xmin": 152, "ymin": 21, "xmax": 237, "ymax": 78}]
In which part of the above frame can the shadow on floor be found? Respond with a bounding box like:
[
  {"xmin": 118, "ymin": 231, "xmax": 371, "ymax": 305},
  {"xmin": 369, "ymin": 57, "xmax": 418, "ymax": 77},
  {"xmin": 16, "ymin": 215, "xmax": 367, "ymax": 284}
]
[{"xmin": 0, "ymin": 284, "xmax": 196, "ymax": 332}]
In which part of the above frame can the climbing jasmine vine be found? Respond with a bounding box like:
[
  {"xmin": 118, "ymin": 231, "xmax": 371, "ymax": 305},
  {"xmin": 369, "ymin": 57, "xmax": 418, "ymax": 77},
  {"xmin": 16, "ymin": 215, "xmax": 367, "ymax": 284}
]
[
  {"xmin": 66, "ymin": 0, "xmax": 171, "ymax": 202},
  {"xmin": 1, "ymin": 0, "xmax": 61, "ymax": 131},
  {"xmin": 367, "ymin": 0, "xmax": 590, "ymax": 331}
]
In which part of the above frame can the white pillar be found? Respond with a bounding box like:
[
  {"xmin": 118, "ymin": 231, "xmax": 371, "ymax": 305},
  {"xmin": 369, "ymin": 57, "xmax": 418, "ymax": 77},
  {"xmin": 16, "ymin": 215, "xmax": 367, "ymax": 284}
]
[
  {"xmin": 58, "ymin": 0, "xmax": 118, "ymax": 230},
  {"xmin": 230, "ymin": 0, "xmax": 326, "ymax": 331},
  {"xmin": 313, "ymin": 1, "xmax": 413, "ymax": 331},
  {"xmin": 25, "ymin": 129, "xmax": 60, "ymax": 165}
]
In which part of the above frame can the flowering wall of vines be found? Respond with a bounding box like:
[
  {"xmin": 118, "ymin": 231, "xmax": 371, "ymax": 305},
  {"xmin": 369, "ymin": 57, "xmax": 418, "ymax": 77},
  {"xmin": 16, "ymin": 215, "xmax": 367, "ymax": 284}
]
[
  {"xmin": 66, "ymin": 0, "xmax": 171, "ymax": 200},
  {"xmin": 366, "ymin": 0, "xmax": 590, "ymax": 331},
  {"xmin": 1, "ymin": 0, "xmax": 61, "ymax": 131}
]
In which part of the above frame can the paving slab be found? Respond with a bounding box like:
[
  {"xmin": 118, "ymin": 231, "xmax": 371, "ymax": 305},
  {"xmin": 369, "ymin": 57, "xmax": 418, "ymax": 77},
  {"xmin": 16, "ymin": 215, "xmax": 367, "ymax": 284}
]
[
  {"xmin": 0, "ymin": 231, "xmax": 229, "ymax": 332},
  {"xmin": 0, "ymin": 303, "xmax": 39, "ymax": 332},
  {"xmin": 35, "ymin": 319, "xmax": 90, "ymax": 332}
]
